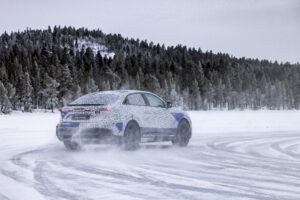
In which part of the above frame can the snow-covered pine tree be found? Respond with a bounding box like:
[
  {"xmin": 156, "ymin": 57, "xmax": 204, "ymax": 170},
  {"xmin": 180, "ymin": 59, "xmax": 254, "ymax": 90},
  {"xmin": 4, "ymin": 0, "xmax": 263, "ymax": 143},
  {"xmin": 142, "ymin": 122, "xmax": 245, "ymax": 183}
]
[
  {"xmin": 21, "ymin": 72, "xmax": 33, "ymax": 112},
  {"xmin": 58, "ymin": 64, "xmax": 73, "ymax": 105},
  {"xmin": 72, "ymin": 85, "xmax": 82, "ymax": 100},
  {"xmin": 136, "ymin": 73, "xmax": 141, "ymax": 90},
  {"xmin": 0, "ymin": 81, "xmax": 12, "ymax": 113},
  {"xmin": 83, "ymin": 77, "xmax": 99, "ymax": 94},
  {"xmin": 191, "ymin": 79, "xmax": 202, "ymax": 110},
  {"xmin": 169, "ymin": 84, "xmax": 183, "ymax": 108},
  {"xmin": 40, "ymin": 74, "xmax": 60, "ymax": 112},
  {"xmin": 32, "ymin": 61, "xmax": 41, "ymax": 108},
  {"xmin": 182, "ymin": 89, "xmax": 190, "ymax": 110}
]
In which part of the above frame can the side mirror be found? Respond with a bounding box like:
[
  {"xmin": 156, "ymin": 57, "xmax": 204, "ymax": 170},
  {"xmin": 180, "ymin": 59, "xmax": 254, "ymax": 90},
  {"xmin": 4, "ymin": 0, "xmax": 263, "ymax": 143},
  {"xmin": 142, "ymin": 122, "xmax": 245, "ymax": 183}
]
[{"xmin": 167, "ymin": 101, "xmax": 172, "ymax": 108}]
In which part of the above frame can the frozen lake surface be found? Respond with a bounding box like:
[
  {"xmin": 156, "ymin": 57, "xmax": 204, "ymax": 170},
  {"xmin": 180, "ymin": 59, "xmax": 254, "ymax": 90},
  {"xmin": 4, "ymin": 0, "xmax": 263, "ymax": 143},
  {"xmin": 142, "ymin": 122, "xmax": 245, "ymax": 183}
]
[{"xmin": 0, "ymin": 111, "xmax": 300, "ymax": 200}]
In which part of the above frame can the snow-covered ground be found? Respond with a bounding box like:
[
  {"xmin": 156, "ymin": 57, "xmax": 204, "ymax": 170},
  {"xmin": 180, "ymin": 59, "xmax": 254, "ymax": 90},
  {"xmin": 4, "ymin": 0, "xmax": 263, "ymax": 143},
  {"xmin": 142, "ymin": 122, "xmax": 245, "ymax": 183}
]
[{"xmin": 0, "ymin": 111, "xmax": 300, "ymax": 200}]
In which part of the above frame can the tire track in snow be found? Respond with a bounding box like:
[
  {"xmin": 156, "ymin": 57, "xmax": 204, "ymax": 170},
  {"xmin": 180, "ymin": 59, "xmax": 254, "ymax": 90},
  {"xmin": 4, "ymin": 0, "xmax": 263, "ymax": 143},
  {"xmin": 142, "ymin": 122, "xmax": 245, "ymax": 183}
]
[{"xmin": 2, "ymin": 132, "xmax": 300, "ymax": 200}]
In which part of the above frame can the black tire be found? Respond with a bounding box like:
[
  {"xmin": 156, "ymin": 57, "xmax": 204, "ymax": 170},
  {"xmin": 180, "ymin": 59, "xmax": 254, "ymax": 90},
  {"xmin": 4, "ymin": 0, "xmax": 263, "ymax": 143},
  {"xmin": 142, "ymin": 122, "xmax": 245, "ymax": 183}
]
[
  {"xmin": 172, "ymin": 119, "xmax": 191, "ymax": 147},
  {"xmin": 63, "ymin": 141, "xmax": 81, "ymax": 151},
  {"xmin": 122, "ymin": 121, "xmax": 140, "ymax": 150}
]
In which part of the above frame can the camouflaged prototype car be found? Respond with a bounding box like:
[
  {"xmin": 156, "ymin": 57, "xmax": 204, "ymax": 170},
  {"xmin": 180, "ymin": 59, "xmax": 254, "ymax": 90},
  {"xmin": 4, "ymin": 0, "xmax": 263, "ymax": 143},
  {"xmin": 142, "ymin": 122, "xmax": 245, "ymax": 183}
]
[{"xmin": 56, "ymin": 90, "xmax": 192, "ymax": 150}]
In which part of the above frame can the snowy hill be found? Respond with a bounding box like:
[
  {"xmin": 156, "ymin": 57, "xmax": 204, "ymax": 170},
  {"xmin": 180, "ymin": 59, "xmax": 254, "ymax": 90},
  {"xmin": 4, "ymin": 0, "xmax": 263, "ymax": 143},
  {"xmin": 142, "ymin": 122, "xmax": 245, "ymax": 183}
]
[
  {"xmin": 74, "ymin": 38, "xmax": 115, "ymax": 58},
  {"xmin": 0, "ymin": 26, "xmax": 300, "ymax": 114}
]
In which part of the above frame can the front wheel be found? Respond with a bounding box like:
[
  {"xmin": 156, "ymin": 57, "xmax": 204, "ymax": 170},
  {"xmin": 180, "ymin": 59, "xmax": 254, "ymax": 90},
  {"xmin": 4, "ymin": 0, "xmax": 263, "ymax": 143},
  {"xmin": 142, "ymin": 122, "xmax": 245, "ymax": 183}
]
[
  {"xmin": 122, "ymin": 121, "xmax": 140, "ymax": 150},
  {"xmin": 172, "ymin": 119, "xmax": 191, "ymax": 147}
]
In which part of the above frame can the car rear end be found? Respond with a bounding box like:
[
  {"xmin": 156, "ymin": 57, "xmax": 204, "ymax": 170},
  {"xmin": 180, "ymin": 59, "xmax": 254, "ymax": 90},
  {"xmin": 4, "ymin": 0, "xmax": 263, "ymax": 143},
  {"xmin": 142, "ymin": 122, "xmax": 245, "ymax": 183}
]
[{"xmin": 56, "ymin": 92, "xmax": 124, "ymax": 144}]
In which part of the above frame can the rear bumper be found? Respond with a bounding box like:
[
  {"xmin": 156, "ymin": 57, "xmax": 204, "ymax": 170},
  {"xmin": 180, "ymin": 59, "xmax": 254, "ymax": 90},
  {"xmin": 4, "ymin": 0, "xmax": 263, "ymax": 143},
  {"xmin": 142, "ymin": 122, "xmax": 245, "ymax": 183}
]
[{"xmin": 56, "ymin": 121, "xmax": 123, "ymax": 142}]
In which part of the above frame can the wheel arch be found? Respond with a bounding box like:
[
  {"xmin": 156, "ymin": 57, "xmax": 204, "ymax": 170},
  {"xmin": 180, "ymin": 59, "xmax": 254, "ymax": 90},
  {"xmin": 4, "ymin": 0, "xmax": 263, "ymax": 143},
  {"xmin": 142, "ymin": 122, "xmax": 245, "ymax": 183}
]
[
  {"xmin": 125, "ymin": 119, "xmax": 140, "ymax": 128},
  {"xmin": 124, "ymin": 119, "xmax": 141, "ymax": 141},
  {"xmin": 123, "ymin": 119, "xmax": 141, "ymax": 136}
]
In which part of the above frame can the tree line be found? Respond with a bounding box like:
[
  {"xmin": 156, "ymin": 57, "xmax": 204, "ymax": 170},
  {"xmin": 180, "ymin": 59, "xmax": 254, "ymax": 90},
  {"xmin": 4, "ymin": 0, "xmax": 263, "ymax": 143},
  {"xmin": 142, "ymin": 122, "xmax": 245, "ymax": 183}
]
[{"xmin": 0, "ymin": 26, "xmax": 299, "ymax": 113}]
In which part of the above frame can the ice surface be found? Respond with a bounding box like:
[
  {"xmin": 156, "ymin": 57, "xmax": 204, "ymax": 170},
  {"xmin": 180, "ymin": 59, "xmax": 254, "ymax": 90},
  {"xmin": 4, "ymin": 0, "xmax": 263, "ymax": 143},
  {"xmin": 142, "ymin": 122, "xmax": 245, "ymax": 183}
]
[{"xmin": 0, "ymin": 110, "xmax": 300, "ymax": 200}]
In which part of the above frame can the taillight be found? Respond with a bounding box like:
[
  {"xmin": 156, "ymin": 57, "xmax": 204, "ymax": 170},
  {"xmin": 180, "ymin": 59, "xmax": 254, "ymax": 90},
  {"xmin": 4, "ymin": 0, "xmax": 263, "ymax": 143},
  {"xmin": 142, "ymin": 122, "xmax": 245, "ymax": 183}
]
[
  {"xmin": 67, "ymin": 109, "xmax": 73, "ymax": 112},
  {"xmin": 99, "ymin": 108, "xmax": 108, "ymax": 112},
  {"xmin": 85, "ymin": 108, "xmax": 91, "ymax": 111}
]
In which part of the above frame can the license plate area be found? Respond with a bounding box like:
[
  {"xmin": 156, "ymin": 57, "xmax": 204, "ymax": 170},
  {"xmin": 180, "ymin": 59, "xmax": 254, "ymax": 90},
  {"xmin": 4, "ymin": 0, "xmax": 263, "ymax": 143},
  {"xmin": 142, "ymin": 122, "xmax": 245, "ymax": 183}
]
[{"xmin": 71, "ymin": 114, "xmax": 90, "ymax": 120}]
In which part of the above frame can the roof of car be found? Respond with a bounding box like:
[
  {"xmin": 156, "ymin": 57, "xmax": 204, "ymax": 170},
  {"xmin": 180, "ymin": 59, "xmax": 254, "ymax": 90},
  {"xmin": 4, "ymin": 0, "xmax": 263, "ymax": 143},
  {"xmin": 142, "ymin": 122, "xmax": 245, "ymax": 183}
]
[
  {"xmin": 69, "ymin": 90, "xmax": 164, "ymax": 106},
  {"xmin": 89, "ymin": 90, "xmax": 153, "ymax": 95}
]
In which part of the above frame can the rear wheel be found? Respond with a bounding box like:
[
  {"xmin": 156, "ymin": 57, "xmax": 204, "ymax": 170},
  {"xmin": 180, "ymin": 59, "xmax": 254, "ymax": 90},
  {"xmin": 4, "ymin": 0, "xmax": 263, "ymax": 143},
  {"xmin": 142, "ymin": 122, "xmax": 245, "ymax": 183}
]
[
  {"xmin": 172, "ymin": 119, "xmax": 191, "ymax": 147},
  {"xmin": 63, "ymin": 141, "xmax": 81, "ymax": 151},
  {"xmin": 122, "ymin": 121, "xmax": 140, "ymax": 150}
]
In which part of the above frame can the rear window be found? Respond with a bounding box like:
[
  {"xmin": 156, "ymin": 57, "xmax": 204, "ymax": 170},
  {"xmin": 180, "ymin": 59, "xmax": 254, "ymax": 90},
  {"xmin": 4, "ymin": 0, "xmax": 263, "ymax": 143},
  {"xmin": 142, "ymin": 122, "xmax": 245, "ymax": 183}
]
[{"xmin": 68, "ymin": 93, "xmax": 119, "ymax": 106}]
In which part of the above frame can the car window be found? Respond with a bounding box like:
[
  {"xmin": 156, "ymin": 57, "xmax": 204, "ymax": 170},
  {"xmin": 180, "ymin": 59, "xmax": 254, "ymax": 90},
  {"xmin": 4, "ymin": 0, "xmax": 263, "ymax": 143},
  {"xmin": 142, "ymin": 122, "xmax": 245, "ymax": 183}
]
[
  {"xmin": 144, "ymin": 93, "xmax": 165, "ymax": 108},
  {"xmin": 125, "ymin": 93, "xmax": 146, "ymax": 106}
]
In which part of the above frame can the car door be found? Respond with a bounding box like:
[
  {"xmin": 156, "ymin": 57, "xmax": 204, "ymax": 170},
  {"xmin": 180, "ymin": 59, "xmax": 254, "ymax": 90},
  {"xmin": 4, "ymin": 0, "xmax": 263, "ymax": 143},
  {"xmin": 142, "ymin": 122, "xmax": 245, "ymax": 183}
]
[
  {"xmin": 123, "ymin": 93, "xmax": 151, "ymax": 129},
  {"xmin": 142, "ymin": 93, "xmax": 176, "ymax": 136}
]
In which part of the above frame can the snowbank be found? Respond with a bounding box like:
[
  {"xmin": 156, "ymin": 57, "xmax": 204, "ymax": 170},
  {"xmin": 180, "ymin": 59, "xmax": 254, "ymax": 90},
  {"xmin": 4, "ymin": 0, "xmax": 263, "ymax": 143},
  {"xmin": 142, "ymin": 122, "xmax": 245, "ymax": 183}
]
[{"xmin": 189, "ymin": 110, "xmax": 300, "ymax": 135}]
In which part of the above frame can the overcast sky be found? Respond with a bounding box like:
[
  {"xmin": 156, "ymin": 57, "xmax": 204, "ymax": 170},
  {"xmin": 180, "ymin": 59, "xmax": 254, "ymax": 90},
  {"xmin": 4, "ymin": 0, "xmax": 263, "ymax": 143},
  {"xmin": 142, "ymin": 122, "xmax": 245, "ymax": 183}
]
[{"xmin": 0, "ymin": 0, "xmax": 299, "ymax": 63}]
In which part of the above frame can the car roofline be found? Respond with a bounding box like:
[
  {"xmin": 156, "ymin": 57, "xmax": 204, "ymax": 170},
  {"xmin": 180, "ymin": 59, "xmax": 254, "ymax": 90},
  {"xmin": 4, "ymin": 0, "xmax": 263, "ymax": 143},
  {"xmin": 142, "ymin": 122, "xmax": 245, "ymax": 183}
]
[
  {"xmin": 70, "ymin": 90, "xmax": 158, "ymax": 106},
  {"xmin": 89, "ymin": 90, "xmax": 155, "ymax": 96}
]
